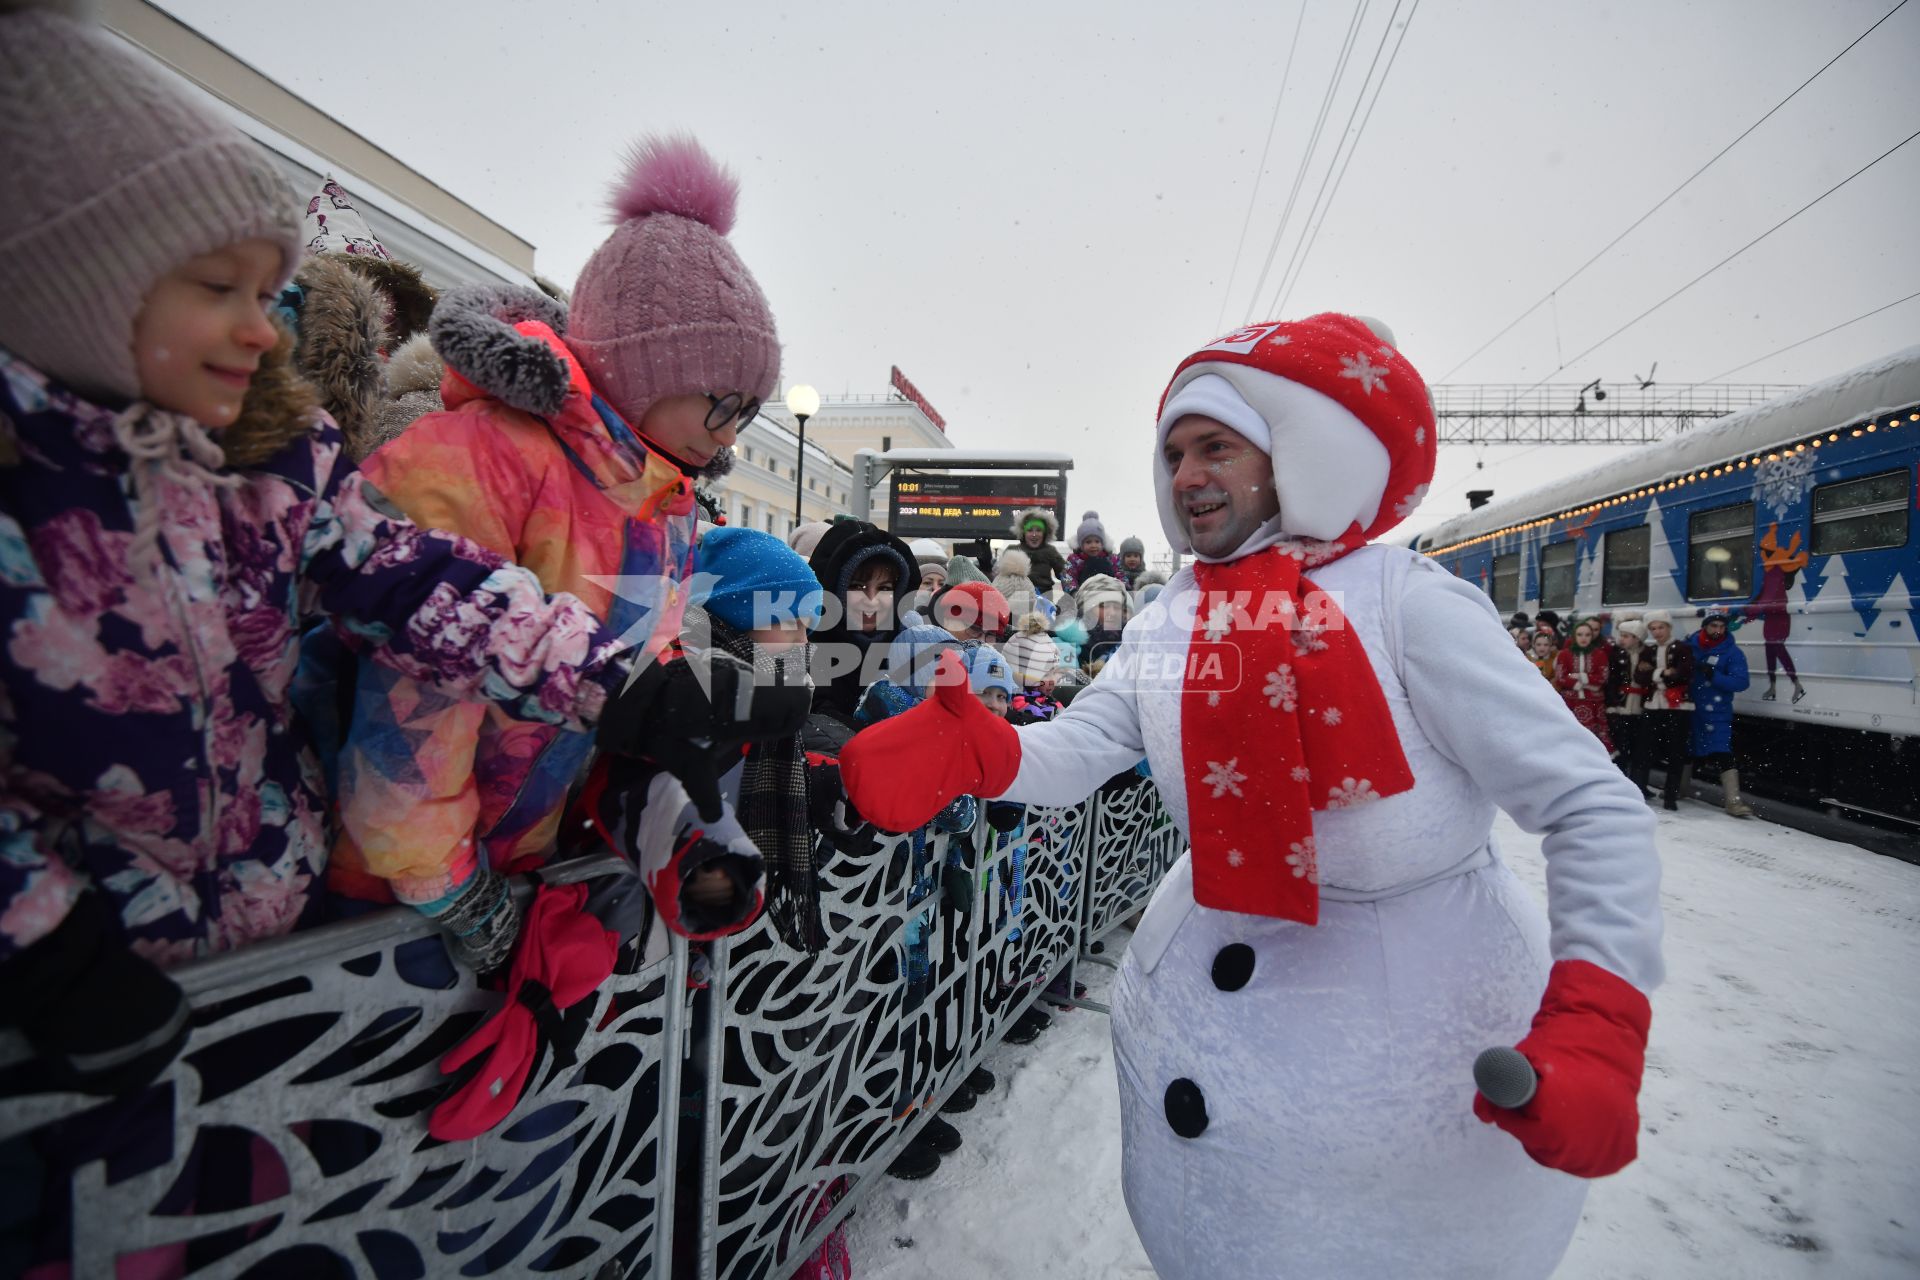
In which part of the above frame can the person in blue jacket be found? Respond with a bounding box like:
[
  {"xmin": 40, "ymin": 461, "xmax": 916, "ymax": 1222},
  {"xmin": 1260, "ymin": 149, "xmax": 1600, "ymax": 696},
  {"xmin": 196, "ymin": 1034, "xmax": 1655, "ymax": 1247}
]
[{"xmin": 1688, "ymin": 607, "xmax": 1754, "ymax": 817}]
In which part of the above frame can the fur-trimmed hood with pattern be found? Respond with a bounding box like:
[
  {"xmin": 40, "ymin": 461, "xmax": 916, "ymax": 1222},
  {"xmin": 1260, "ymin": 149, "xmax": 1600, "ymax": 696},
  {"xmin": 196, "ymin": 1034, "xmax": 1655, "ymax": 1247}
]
[{"xmin": 285, "ymin": 251, "xmax": 439, "ymax": 462}]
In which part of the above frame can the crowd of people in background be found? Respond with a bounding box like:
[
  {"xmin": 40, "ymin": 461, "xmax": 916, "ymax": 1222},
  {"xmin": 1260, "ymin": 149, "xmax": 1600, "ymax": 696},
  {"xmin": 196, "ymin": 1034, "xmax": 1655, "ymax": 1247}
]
[{"xmin": 1508, "ymin": 606, "xmax": 1755, "ymax": 818}]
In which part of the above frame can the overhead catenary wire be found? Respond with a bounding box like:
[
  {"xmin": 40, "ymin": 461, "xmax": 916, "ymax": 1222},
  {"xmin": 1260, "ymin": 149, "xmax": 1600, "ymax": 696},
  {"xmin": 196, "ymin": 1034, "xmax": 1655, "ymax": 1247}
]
[
  {"xmin": 1495, "ymin": 127, "xmax": 1920, "ymax": 411},
  {"xmin": 1412, "ymin": 289, "xmax": 1920, "ymax": 528},
  {"xmin": 1269, "ymin": 0, "xmax": 1424, "ymax": 318},
  {"xmin": 1239, "ymin": 0, "xmax": 1373, "ymax": 323},
  {"xmin": 1213, "ymin": 0, "xmax": 1313, "ymax": 336},
  {"xmin": 1653, "ymin": 289, "xmax": 1920, "ymax": 401},
  {"xmin": 1435, "ymin": 0, "xmax": 1915, "ymax": 383}
]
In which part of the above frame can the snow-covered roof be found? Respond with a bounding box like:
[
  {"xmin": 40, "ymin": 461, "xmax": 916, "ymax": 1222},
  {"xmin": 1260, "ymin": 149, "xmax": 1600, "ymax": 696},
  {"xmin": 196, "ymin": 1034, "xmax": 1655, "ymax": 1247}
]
[{"xmin": 1418, "ymin": 345, "xmax": 1920, "ymax": 550}]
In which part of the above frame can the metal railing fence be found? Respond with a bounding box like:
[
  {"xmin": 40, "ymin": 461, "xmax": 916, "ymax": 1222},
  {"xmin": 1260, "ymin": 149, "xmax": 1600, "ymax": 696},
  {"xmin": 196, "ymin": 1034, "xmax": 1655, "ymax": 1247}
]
[{"xmin": 1, "ymin": 780, "xmax": 1178, "ymax": 1279}]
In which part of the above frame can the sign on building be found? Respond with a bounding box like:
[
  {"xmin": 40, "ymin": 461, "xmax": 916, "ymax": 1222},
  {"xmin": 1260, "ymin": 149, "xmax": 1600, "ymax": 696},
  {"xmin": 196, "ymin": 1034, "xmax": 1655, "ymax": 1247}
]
[{"xmin": 888, "ymin": 472, "xmax": 1066, "ymax": 541}]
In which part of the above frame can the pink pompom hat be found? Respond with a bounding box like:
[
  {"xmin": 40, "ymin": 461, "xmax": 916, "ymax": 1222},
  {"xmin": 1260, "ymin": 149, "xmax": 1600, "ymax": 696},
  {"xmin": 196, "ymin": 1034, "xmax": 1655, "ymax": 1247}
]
[{"xmin": 565, "ymin": 134, "xmax": 781, "ymax": 433}]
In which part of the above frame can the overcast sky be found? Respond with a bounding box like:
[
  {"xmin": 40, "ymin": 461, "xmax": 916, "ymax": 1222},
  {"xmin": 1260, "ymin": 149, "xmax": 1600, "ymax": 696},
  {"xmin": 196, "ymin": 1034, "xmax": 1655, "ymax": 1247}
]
[{"xmin": 165, "ymin": 0, "xmax": 1919, "ymax": 553}]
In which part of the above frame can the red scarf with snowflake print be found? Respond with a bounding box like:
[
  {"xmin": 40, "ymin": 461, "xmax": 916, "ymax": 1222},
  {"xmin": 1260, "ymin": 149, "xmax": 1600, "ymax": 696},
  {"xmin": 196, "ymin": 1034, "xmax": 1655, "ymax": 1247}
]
[{"xmin": 1181, "ymin": 547, "xmax": 1415, "ymax": 924}]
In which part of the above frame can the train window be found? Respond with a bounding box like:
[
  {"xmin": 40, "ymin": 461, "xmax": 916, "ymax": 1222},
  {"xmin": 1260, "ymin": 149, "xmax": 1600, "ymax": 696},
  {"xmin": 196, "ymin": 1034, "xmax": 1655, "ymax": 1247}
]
[
  {"xmin": 1602, "ymin": 526, "xmax": 1651, "ymax": 605},
  {"xmin": 1687, "ymin": 502, "xmax": 1755, "ymax": 599},
  {"xmin": 1491, "ymin": 553, "xmax": 1521, "ymax": 612},
  {"xmin": 1811, "ymin": 469, "xmax": 1909, "ymax": 555},
  {"xmin": 1539, "ymin": 541, "xmax": 1577, "ymax": 610}
]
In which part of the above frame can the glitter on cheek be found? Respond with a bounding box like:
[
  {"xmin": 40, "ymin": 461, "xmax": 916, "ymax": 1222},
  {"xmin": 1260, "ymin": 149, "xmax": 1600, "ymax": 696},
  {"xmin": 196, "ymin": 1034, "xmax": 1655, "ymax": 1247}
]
[{"xmin": 151, "ymin": 347, "xmax": 172, "ymax": 364}]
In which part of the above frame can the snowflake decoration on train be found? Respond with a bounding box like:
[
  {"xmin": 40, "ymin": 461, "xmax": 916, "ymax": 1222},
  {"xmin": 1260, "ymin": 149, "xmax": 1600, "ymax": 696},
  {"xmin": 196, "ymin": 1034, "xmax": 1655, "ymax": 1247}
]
[{"xmin": 1753, "ymin": 450, "xmax": 1815, "ymax": 518}]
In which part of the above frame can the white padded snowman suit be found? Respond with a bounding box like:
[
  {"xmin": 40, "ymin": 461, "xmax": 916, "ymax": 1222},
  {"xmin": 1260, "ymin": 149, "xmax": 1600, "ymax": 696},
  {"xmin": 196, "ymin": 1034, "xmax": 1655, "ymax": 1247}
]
[{"xmin": 999, "ymin": 544, "xmax": 1664, "ymax": 1279}]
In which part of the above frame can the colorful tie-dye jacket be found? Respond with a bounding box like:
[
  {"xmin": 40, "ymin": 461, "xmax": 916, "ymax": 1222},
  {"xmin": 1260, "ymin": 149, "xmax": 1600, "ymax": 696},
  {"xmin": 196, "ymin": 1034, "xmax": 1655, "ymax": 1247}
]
[
  {"xmin": 329, "ymin": 287, "xmax": 698, "ymax": 909},
  {"xmin": 0, "ymin": 345, "xmax": 627, "ymax": 969}
]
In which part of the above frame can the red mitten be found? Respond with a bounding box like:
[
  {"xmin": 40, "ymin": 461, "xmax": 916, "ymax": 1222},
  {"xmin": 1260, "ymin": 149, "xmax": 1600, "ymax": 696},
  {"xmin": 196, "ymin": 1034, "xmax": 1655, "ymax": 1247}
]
[
  {"xmin": 429, "ymin": 883, "xmax": 619, "ymax": 1141},
  {"xmin": 1474, "ymin": 959, "xmax": 1653, "ymax": 1178},
  {"xmin": 840, "ymin": 652, "xmax": 1021, "ymax": 833}
]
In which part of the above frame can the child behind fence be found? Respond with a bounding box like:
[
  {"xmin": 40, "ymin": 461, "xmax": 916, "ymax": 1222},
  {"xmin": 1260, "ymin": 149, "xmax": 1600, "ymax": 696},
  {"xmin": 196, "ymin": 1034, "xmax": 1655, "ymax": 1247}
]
[{"xmin": 0, "ymin": 9, "xmax": 754, "ymax": 1271}]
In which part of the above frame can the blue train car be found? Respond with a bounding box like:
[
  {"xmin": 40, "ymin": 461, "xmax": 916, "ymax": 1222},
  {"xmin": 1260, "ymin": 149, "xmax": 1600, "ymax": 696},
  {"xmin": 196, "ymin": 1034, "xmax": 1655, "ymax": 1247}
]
[{"xmin": 1418, "ymin": 347, "xmax": 1920, "ymax": 823}]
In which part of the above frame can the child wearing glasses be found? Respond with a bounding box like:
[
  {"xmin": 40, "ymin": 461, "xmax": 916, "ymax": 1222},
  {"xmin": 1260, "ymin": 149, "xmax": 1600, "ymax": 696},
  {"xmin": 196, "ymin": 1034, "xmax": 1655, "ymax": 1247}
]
[{"xmin": 325, "ymin": 134, "xmax": 784, "ymax": 971}]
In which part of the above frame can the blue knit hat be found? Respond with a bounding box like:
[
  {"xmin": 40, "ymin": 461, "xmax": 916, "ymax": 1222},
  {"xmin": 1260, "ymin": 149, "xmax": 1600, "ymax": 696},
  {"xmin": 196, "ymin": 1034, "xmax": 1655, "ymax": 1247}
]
[
  {"xmin": 964, "ymin": 645, "xmax": 1017, "ymax": 697},
  {"xmin": 884, "ymin": 624, "xmax": 957, "ymax": 700},
  {"xmin": 697, "ymin": 527, "xmax": 823, "ymax": 631}
]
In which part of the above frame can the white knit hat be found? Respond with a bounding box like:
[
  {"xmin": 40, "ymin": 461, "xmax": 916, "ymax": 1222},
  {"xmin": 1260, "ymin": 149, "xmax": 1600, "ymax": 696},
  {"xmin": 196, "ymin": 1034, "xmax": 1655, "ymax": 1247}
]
[{"xmin": 0, "ymin": 8, "xmax": 302, "ymax": 400}]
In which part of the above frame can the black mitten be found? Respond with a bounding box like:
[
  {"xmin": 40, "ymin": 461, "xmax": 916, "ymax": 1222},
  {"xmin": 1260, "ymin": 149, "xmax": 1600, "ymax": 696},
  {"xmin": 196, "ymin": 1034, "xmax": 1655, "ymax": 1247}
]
[
  {"xmin": 985, "ymin": 801, "xmax": 1025, "ymax": 833},
  {"xmin": 940, "ymin": 862, "xmax": 975, "ymax": 917},
  {"xmin": 808, "ymin": 756, "xmax": 880, "ymax": 857},
  {"xmin": 0, "ymin": 893, "xmax": 190, "ymax": 1096},
  {"xmin": 597, "ymin": 649, "xmax": 811, "ymax": 820}
]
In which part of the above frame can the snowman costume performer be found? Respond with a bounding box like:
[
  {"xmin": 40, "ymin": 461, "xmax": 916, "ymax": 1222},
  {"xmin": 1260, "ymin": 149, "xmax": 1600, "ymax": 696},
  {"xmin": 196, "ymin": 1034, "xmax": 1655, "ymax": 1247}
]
[{"xmin": 842, "ymin": 314, "xmax": 1663, "ymax": 1279}]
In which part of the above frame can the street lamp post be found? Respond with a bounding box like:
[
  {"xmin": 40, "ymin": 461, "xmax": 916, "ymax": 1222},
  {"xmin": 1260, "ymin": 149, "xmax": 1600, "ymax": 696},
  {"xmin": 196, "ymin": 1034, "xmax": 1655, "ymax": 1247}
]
[{"xmin": 786, "ymin": 384, "xmax": 820, "ymax": 526}]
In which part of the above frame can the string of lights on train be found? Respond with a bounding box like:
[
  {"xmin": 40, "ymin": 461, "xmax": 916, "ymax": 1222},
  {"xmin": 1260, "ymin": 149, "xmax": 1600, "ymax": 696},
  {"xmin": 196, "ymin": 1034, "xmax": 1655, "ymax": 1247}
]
[{"xmin": 1421, "ymin": 406, "xmax": 1920, "ymax": 558}]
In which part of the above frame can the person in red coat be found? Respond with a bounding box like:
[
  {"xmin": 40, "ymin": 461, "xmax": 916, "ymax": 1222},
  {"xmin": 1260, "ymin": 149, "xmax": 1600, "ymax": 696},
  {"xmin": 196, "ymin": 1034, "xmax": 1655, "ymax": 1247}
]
[{"xmin": 1553, "ymin": 617, "xmax": 1612, "ymax": 752}]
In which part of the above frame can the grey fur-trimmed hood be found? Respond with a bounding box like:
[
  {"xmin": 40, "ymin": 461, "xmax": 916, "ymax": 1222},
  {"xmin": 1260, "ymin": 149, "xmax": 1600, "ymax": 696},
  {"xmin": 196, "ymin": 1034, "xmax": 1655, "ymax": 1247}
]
[{"xmin": 428, "ymin": 283, "xmax": 573, "ymax": 419}]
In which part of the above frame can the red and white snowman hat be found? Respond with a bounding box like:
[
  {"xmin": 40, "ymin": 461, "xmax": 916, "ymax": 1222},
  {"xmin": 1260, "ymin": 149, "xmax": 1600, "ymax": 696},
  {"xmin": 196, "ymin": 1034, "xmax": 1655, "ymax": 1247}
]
[{"xmin": 1153, "ymin": 313, "xmax": 1438, "ymax": 556}]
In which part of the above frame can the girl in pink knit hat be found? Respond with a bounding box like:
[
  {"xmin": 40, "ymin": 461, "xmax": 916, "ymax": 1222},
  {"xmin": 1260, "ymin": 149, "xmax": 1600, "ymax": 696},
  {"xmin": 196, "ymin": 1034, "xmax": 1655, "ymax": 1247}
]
[{"xmin": 327, "ymin": 134, "xmax": 788, "ymax": 973}]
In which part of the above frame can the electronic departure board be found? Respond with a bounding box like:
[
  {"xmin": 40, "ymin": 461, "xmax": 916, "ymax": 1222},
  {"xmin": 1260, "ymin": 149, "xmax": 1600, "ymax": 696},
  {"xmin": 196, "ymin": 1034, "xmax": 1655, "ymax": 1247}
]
[{"xmin": 888, "ymin": 472, "xmax": 1067, "ymax": 541}]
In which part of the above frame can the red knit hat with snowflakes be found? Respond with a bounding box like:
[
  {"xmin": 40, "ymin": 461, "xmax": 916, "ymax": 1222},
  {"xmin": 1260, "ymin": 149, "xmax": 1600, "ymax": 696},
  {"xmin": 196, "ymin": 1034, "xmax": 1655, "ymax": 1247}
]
[
  {"xmin": 1149, "ymin": 314, "xmax": 1436, "ymax": 925},
  {"xmin": 1153, "ymin": 314, "xmax": 1437, "ymax": 554}
]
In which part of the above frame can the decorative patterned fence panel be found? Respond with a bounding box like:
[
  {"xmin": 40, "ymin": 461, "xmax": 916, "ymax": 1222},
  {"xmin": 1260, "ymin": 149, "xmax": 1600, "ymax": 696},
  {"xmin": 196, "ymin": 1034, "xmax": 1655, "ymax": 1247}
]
[
  {"xmin": 2, "ymin": 786, "xmax": 1182, "ymax": 1280},
  {"xmin": 1, "ymin": 855, "xmax": 685, "ymax": 1280},
  {"xmin": 1080, "ymin": 776, "xmax": 1183, "ymax": 949}
]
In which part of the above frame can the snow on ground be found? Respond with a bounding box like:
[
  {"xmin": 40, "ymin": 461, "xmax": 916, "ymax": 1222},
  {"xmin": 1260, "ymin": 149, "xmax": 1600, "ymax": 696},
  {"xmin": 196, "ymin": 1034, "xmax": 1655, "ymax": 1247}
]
[{"xmin": 846, "ymin": 804, "xmax": 1920, "ymax": 1278}]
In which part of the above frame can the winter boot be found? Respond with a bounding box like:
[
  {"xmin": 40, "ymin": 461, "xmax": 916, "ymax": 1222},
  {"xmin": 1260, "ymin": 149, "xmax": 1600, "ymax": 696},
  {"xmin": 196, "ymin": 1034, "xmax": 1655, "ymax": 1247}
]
[
  {"xmin": 1721, "ymin": 769, "xmax": 1755, "ymax": 818},
  {"xmin": 918, "ymin": 1116, "xmax": 963, "ymax": 1154},
  {"xmin": 965, "ymin": 1065, "xmax": 997, "ymax": 1094},
  {"xmin": 887, "ymin": 1143, "xmax": 941, "ymax": 1180},
  {"xmin": 1004, "ymin": 1008, "xmax": 1051, "ymax": 1044},
  {"xmin": 940, "ymin": 1085, "xmax": 977, "ymax": 1115}
]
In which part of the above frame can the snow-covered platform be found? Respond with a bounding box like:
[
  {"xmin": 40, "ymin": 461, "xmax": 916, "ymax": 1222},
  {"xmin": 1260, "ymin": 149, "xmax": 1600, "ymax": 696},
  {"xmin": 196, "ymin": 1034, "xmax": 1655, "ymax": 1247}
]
[{"xmin": 848, "ymin": 806, "xmax": 1920, "ymax": 1278}]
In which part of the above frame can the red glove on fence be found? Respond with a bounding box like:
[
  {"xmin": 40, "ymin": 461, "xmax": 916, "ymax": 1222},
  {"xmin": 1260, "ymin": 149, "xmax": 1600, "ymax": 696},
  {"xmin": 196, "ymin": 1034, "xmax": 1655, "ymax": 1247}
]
[
  {"xmin": 429, "ymin": 883, "xmax": 618, "ymax": 1141},
  {"xmin": 839, "ymin": 652, "xmax": 1021, "ymax": 834},
  {"xmin": 1474, "ymin": 959, "xmax": 1653, "ymax": 1178}
]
